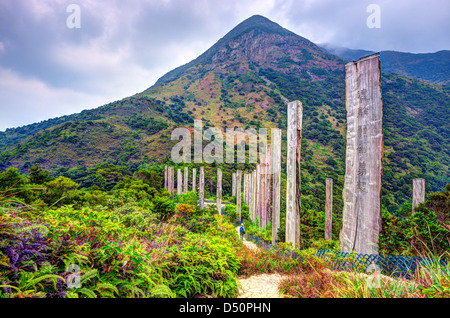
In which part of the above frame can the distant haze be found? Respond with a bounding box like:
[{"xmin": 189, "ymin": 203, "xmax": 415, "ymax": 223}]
[{"xmin": 0, "ymin": 0, "xmax": 449, "ymax": 131}]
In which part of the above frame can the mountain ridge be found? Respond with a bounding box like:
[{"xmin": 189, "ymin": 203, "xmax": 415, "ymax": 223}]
[
  {"xmin": 320, "ymin": 44, "xmax": 450, "ymax": 85},
  {"xmin": 0, "ymin": 15, "xmax": 448, "ymax": 213}
]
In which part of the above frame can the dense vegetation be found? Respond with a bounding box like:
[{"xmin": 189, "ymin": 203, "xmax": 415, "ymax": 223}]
[
  {"xmin": 1, "ymin": 163, "xmax": 448, "ymax": 298},
  {"xmin": 0, "ymin": 14, "xmax": 448, "ymax": 299}
]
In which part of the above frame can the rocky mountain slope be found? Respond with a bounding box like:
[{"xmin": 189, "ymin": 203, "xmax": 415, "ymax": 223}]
[{"xmin": 0, "ymin": 15, "xmax": 448, "ymax": 213}]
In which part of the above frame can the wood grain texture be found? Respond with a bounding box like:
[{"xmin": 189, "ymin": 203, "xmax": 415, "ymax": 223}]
[
  {"xmin": 412, "ymin": 178, "xmax": 425, "ymax": 214},
  {"xmin": 325, "ymin": 178, "xmax": 333, "ymax": 241},
  {"xmin": 217, "ymin": 168, "xmax": 222, "ymax": 214},
  {"xmin": 340, "ymin": 53, "xmax": 383, "ymax": 255},
  {"xmin": 177, "ymin": 169, "xmax": 182, "ymax": 196},
  {"xmin": 199, "ymin": 166, "xmax": 205, "ymax": 209},
  {"xmin": 286, "ymin": 100, "xmax": 302, "ymax": 246},
  {"xmin": 236, "ymin": 170, "xmax": 242, "ymax": 221},
  {"xmin": 183, "ymin": 167, "xmax": 188, "ymax": 194},
  {"xmin": 168, "ymin": 166, "xmax": 174, "ymax": 199},
  {"xmin": 192, "ymin": 168, "xmax": 197, "ymax": 192},
  {"xmin": 271, "ymin": 129, "xmax": 282, "ymax": 245}
]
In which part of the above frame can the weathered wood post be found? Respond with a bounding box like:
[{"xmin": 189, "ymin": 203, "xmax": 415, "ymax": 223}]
[
  {"xmin": 192, "ymin": 168, "xmax": 197, "ymax": 192},
  {"xmin": 244, "ymin": 174, "xmax": 248, "ymax": 205},
  {"xmin": 164, "ymin": 166, "xmax": 168, "ymax": 189},
  {"xmin": 177, "ymin": 169, "xmax": 182, "ymax": 196},
  {"xmin": 168, "ymin": 166, "xmax": 174, "ymax": 199},
  {"xmin": 232, "ymin": 172, "xmax": 236, "ymax": 197},
  {"xmin": 265, "ymin": 144, "xmax": 272, "ymax": 228},
  {"xmin": 271, "ymin": 129, "xmax": 282, "ymax": 245},
  {"xmin": 217, "ymin": 168, "xmax": 222, "ymax": 214},
  {"xmin": 183, "ymin": 167, "xmax": 188, "ymax": 194},
  {"xmin": 286, "ymin": 100, "xmax": 302, "ymax": 247},
  {"xmin": 247, "ymin": 174, "xmax": 252, "ymax": 206},
  {"xmin": 251, "ymin": 170, "xmax": 257, "ymax": 222},
  {"xmin": 255, "ymin": 164, "xmax": 261, "ymax": 226},
  {"xmin": 412, "ymin": 178, "xmax": 426, "ymax": 214},
  {"xmin": 340, "ymin": 53, "xmax": 383, "ymax": 255},
  {"xmin": 236, "ymin": 170, "xmax": 242, "ymax": 221},
  {"xmin": 243, "ymin": 174, "xmax": 247, "ymax": 206},
  {"xmin": 295, "ymin": 104, "xmax": 302, "ymax": 246},
  {"xmin": 325, "ymin": 178, "xmax": 333, "ymax": 241},
  {"xmin": 199, "ymin": 166, "xmax": 205, "ymax": 209},
  {"xmin": 260, "ymin": 151, "xmax": 266, "ymax": 228}
]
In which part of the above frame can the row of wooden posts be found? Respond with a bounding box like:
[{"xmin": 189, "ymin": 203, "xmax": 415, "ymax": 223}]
[
  {"xmin": 163, "ymin": 164, "xmax": 425, "ymax": 247},
  {"xmin": 162, "ymin": 54, "xmax": 427, "ymax": 254}
]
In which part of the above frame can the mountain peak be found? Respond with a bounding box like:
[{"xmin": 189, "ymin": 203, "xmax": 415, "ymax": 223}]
[
  {"xmin": 152, "ymin": 15, "xmax": 315, "ymax": 87},
  {"xmin": 228, "ymin": 14, "xmax": 295, "ymax": 37}
]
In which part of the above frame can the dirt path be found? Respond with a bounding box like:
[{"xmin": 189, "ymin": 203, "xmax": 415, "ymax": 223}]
[{"xmin": 235, "ymin": 227, "xmax": 287, "ymax": 298}]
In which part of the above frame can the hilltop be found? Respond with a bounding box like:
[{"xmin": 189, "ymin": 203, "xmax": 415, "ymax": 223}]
[{"xmin": 0, "ymin": 15, "xmax": 448, "ymax": 213}]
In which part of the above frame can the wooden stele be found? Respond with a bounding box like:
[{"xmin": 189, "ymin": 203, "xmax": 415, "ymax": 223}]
[
  {"xmin": 412, "ymin": 178, "xmax": 425, "ymax": 214},
  {"xmin": 255, "ymin": 164, "xmax": 261, "ymax": 226},
  {"xmin": 199, "ymin": 167, "xmax": 205, "ymax": 209},
  {"xmin": 217, "ymin": 168, "xmax": 222, "ymax": 214},
  {"xmin": 177, "ymin": 169, "xmax": 182, "ymax": 196},
  {"xmin": 340, "ymin": 53, "xmax": 383, "ymax": 255},
  {"xmin": 243, "ymin": 174, "xmax": 248, "ymax": 206},
  {"xmin": 232, "ymin": 172, "xmax": 236, "ymax": 197},
  {"xmin": 286, "ymin": 100, "xmax": 302, "ymax": 247},
  {"xmin": 251, "ymin": 170, "xmax": 257, "ymax": 222},
  {"xmin": 168, "ymin": 167, "xmax": 174, "ymax": 199},
  {"xmin": 265, "ymin": 144, "xmax": 272, "ymax": 228},
  {"xmin": 192, "ymin": 168, "xmax": 197, "ymax": 192},
  {"xmin": 260, "ymin": 151, "xmax": 266, "ymax": 228},
  {"xmin": 236, "ymin": 170, "xmax": 242, "ymax": 221},
  {"xmin": 183, "ymin": 167, "xmax": 188, "ymax": 194},
  {"xmin": 325, "ymin": 178, "xmax": 333, "ymax": 241},
  {"xmin": 271, "ymin": 129, "xmax": 282, "ymax": 245},
  {"xmin": 164, "ymin": 166, "xmax": 168, "ymax": 189}
]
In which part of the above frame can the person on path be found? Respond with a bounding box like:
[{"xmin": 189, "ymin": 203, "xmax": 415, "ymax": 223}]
[{"xmin": 239, "ymin": 223, "xmax": 245, "ymax": 240}]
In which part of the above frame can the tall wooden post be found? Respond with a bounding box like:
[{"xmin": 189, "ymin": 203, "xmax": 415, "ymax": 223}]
[
  {"xmin": 168, "ymin": 167, "xmax": 174, "ymax": 199},
  {"xmin": 265, "ymin": 144, "xmax": 272, "ymax": 228},
  {"xmin": 232, "ymin": 172, "xmax": 236, "ymax": 197},
  {"xmin": 192, "ymin": 168, "xmax": 197, "ymax": 192},
  {"xmin": 217, "ymin": 168, "xmax": 222, "ymax": 214},
  {"xmin": 286, "ymin": 100, "xmax": 302, "ymax": 247},
  {"xmin": 412, "ymin": 178, "xmax": 425, "ymax": 214},
  {"xmin": 251, "ymin": 170, "xmax": 257, "ymax": 222},
  {"xmin": 243, "ymin": 174, "xmax": 247, "ymax": 206},
  {"xmin": 248, "ymin": 174, "xmax": 251, "ymax": 205},
  {"xmin": 295, "ymin": 104, "xmax": 302, "ymax": 247},
  {"xmin": 236, "ymin": 170, "xmax": 242, "ymax": 221},
  {"xmin": 177, "ymin": 169, "xmax": 182, "ymax": 196},
  {"xmin": 199, "ymin": 167, "xmax": 205, "ymax": 209},
  {"xmin": 255, "ymin": 164, "xmax": 261, "ymax": 226},
  {"xmin": 325, "ymin": 178, "xmax": 333, "ymax": 241},
  {"xmin": 340, "ymin": 53, "xmax": 383, "ymax": 255},
  {"xmin": 183, "ymin": 167, "xmax": 188, "ymax": 194},
  {"xmin": 260, "ymin": 152, "xmax": 266, "ymax": 228},
  {"xmin": 164, "ymin": 166, "xmax": 168, "ymax": 189},
  {"xmin": 272, "ymin": 129, "xmax": 282, "ymax": 245}
]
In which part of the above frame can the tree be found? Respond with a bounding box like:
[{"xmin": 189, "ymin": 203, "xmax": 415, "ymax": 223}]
[
  {"xmin": 28, "ymin": 164, "xmax": 53, "ymax": 184},
  {"xmin": 44, "ymin": 176, "xmax": 79, "ymax": 207},
  {"xmin": 0, "ymin": 168, "xmax": 25, "ymax": 191}
]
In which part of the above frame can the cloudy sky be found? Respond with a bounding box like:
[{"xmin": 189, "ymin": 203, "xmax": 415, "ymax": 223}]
[{"xmin": 0, "ymin": 0, "xmax": 448, "ymax": 131}]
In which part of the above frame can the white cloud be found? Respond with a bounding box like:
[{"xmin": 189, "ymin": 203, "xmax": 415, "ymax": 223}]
[
  {"xmin": 0, "ymin": 0, "xmax": 448, "ymax": 131},
  {"xmin": 0, "ymin": 67, "xmax": 108, "ymax": 130}
]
